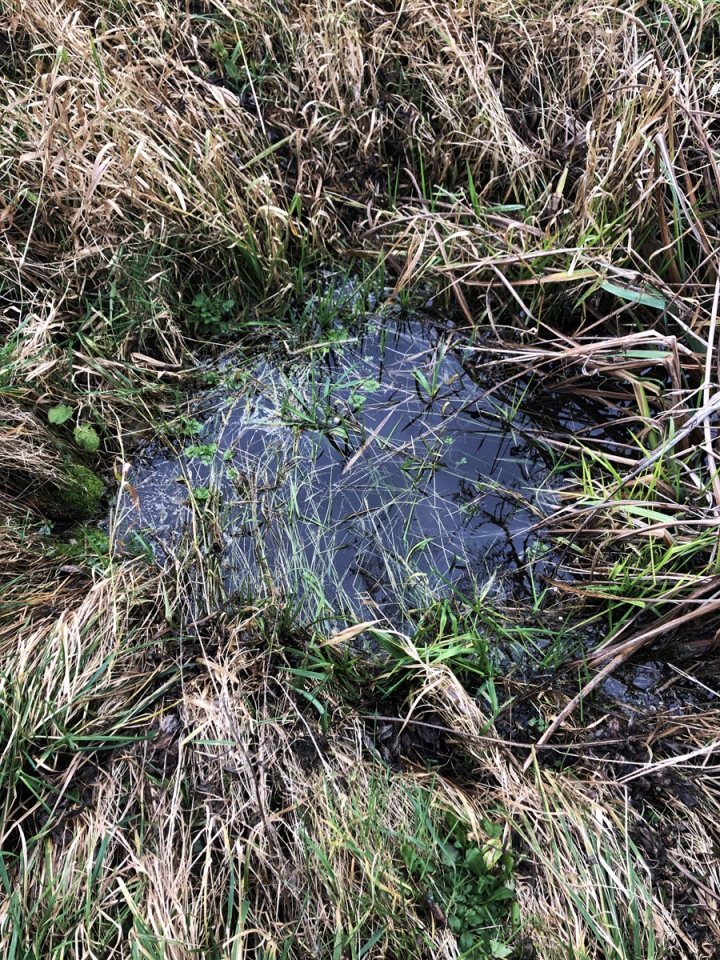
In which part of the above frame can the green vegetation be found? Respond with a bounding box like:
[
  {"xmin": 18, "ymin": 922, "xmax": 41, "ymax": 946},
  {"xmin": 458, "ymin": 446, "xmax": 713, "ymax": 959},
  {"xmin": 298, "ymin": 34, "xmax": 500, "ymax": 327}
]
[
  {"xmin": 54, "ymin": 462, "xmax": 105, "ymax": 521},
  {"xmin": 184, "ymin": 442, "xmax": 219, "ymax": 464},
  {"xmin": 47, "ymin": 524, "xmax": 110, "ymax": 559},
  {"xmin": 1, "ymin": 0, "xmax": 720, "ymax": 956}
]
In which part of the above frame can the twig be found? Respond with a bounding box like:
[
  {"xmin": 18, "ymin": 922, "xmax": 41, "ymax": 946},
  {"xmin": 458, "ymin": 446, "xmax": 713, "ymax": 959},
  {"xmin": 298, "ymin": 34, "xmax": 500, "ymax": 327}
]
[
  {"xmin": 702, "ymin": 274, "xmax": 720, "ymax": 515},
  {"xmin": 665, "ymin": 852, "xmax": 720, "ymax": 904},
  {"xmin": 618, "ymin": 739, "xmax": 720, "ymax": 783},
  {"xmin": 521, "ymin": 654, "xmax": 627, "ymax": 772},
  {"xmin": 524, "ymin": 599, "xmax": 720, "ymax": 772},
  {"xmin": 342, "ymin": 410, "xmax": 394, "ymax": 475},
  {"xmin": 361, "ymin": 713, "xmax": 633, "ymax": 753}
]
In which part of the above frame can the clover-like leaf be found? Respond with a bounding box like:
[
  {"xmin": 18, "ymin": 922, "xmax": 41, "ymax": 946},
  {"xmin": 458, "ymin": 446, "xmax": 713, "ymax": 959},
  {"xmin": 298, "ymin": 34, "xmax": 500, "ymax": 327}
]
[
  {"xmin": 48, "ymin": 403, "xmax": 73, "ymax": 425},
  {"xmin": 74, "ymin": 423, "xmax": 100, "ymax": 453}
]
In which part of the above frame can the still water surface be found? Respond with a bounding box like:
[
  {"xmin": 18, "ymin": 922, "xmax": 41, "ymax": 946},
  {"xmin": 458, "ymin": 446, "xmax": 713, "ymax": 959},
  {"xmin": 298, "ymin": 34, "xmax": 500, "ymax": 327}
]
[{"xmin": 112, "ymin": 319, "xmax": 552, "ymax": 626}]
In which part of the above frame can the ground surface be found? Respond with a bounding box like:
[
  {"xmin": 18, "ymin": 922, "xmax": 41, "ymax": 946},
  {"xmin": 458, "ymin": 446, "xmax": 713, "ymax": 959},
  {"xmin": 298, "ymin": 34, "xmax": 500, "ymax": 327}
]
[{"xmin": 2, "ymin": 0, "xmax": 720, "ymax": 957}]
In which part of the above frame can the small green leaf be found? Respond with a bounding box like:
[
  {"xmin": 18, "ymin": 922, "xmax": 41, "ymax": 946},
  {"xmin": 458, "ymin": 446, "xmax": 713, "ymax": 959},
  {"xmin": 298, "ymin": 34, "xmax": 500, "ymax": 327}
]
[
  {"xmin": 184, "ymin": 443, "xmax": 218, "ymax": 465},
  {"xmin": 601, "ymin": 280, "xmax": 666, "ymax": 311},
  {"xmin": 48, "ymin": 403, "xmax": 73, "ymax": 425},
  {"xmin": 414, "ymin": 370, "xmax": 431, "ymax": 394},
  {"xmin": 488, "ymin": 886, "xmax": 516, "ymax": 902},
  {"xmin": 489, "ymin": 941, "xmax": 514, "ymax": 958},
  {"xmin": 458, "ymin": 932, "xmax": 474, "ymax": 951},
  {"xmin": 74, "ymin": 424, "xmax": 100, "ymax": 452},
  {"xmin": 439, "ymin": 840, "xmax": 460, "ymax": 866},
  {"xmin": 465, "ymin": 848, "xmax": 487, "ymax": 877},
  {"xmin": 400, "ymin": 843, "xmax": 416, "ymax": 872}
]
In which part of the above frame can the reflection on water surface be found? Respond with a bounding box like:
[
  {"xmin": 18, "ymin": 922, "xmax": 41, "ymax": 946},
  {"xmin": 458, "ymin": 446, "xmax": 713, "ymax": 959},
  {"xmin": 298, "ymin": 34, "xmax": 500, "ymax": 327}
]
[{"xmin": 112, "ymin": 319, "xmax": 552, "ymax": 626}]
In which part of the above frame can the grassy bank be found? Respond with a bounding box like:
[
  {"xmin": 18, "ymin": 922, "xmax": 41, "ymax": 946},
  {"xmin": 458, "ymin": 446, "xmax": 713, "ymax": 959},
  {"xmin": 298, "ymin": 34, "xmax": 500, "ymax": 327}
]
[{"xmin": 2, "ymin": 0, "xmax": 720, "ymax": 956}]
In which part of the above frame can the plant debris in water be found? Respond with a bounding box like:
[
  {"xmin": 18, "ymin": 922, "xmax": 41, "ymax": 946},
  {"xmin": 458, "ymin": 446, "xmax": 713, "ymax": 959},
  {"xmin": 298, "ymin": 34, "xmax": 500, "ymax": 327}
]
[{"xmin": 112, "ymin": 318, "xmax": 552, "ymax": 626}]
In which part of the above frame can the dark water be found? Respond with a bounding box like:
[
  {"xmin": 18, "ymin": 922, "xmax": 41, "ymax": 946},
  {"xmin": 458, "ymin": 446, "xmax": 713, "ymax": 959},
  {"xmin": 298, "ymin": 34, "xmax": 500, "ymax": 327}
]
[{"xmin": 111, "ymin": 319, "xmax": 553, "ymax": 626}]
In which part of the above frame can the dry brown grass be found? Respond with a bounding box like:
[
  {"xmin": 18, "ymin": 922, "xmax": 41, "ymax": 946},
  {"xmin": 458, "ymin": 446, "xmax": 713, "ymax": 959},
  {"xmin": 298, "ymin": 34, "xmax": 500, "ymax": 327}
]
[
  {"xmin": 1, "ymin": 576, "xmax": 719, "ymax": 957},
  {"xmin": 3, "ymin": 0, "xmax": 717, "ymax": 336},
  {"xmin": 0, "ymin": 402, "xmax": 66, "ymax": 487}
]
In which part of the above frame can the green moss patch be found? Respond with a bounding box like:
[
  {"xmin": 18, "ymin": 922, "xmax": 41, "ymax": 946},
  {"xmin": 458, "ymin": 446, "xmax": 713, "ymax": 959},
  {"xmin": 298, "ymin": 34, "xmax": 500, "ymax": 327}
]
[{"xmin": 54, "ymin": 463, "xmax": 105, "ymax": 521}]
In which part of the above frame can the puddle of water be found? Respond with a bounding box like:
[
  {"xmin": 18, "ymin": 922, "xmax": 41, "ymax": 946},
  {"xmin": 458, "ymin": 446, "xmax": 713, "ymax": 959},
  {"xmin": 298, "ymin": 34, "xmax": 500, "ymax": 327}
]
[{"xmin": 111, "ymin": 318, "xmax": 553, "ymax": 627}]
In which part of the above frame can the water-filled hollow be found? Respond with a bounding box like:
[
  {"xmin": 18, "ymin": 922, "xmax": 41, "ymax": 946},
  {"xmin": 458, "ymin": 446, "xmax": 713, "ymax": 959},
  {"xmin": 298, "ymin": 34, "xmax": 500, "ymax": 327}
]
[{"xmin": 111, "ymin": 317, "xmax": 555, "ymax": 627}]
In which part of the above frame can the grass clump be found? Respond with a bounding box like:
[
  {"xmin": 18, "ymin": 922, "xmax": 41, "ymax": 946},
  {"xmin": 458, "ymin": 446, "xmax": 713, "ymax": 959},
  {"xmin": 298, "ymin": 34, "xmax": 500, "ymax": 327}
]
[{"xmin": 0, "ymin": 575, "xmax": 685, "ymax": 959}]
